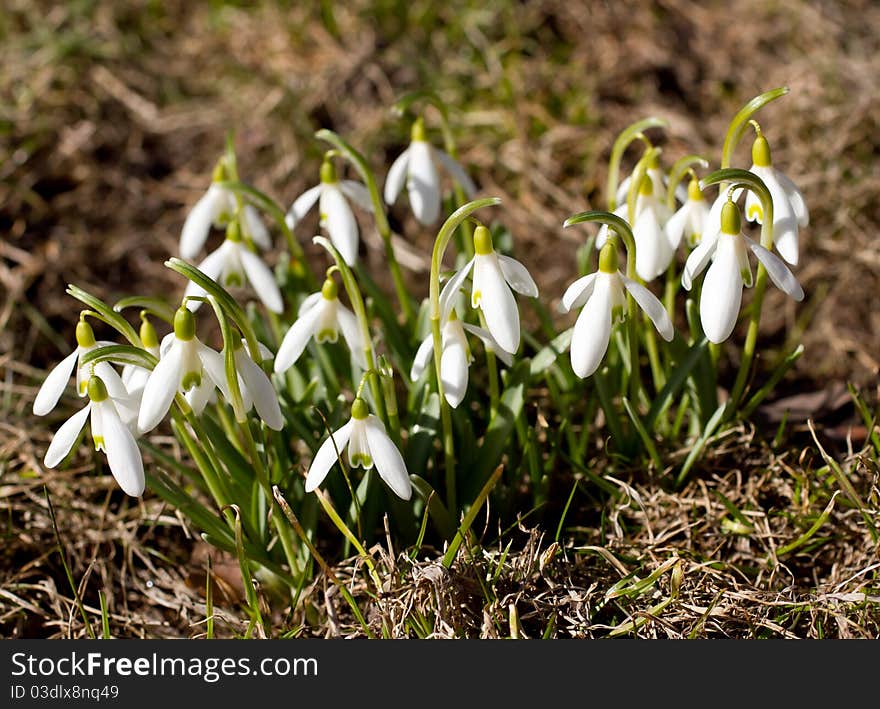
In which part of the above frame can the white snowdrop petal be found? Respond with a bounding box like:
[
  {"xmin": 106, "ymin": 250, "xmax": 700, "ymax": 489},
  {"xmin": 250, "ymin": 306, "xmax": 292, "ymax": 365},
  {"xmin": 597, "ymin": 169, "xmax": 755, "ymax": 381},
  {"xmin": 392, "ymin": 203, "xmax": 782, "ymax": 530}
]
[
  {"xmin": 138, "ymin": 344, "xmax": 183, "ymax": 433},
  {"xmin": 433, "ymin": 148, "xmax": 477, "ymax": 197},
  {"xmin": 384, "ymin": 148, "xmax": 410, "ymax": 206},
  {"xmin": 298, "ymin": 291, "xmax": 324, "ymax": 316},
  {"xmin": 441, "ymin": 329, "xmax": 469, "ymax": 408},
  {"xmin": 236, "ymin": 351, "xmax": 283, "ymax": 430},
  {"xmin": 407, "ymin": 141, "xmax": 441, "ymax": 225},
  {"xmin": 101, "ymin": 403, "xmax": 145, "ymax": 497},
  {"xmin": 336, "ymin": 304, "xmax": 367, "ymax": 370},
  {"xmin": 570, "ymin": 279, "xmax": 612, "ymax": 379},
  {"xmin": 321, "ymin": 186, "xmax": 360, "ymax": 266},
  {"xmin": 460, "ymin": 322, "xmax": 514, "ymax": 367},
  {"xmin": 478, "ymin": 256, "xmax": 520, "ymax": 355},
  {"xmin": 775, "ymin": 171, "xmax": 809, "ymax": 227},
  {"xmin": 180, "ymin": 186, "xmax": 225, "ymax": 259},
  {"xmin": 746, "ymin": 237, "xmax": 804, "ymax": 301},
  {"xmin": 186, "ymin": 377, "xmax": 215, "ymax": 416},
  {"xmin": 184, "ymin": 244, "xmax": 231, "ymax": 310},
  {"xmin": 339, "ymin": 180, "xmax": 374, "ymax": 212},
  {"xmin": 439, "ymin": 258, "xmax": 475, "ymax": 322},
  {"xmin": 681, "ymin": 236, "xmax": 716, "ymax": 291},
  {"xmin": 410, "ymin": 335, "xmax": 435, "ymax": 381},
  {"xmin": 595, "ymin": 204, "xmax": 629, "ymax": 250},
  {"xmin": 347, "ymin": 419, "xmax": 371, "ymax": 469},
  {"xmin": 274, "ymin": 305, "xmax": 321, "ymax": 373},
  {"xmin": 33, "ymin": 349, "xmax": 79, "ymax": 416},
  {"xmin": 621, "ymin": 276, "xmax": 674, "ymax": 341},
  {"xmin": 287, "ymin": 185, "xmax": 322, "ymax": 228},
  {"xmin": 700, "ymin": 237, "xmax": 743, "ymax": 344},
  {"xmin": 305, "ymin": 420, "xmax": 355, "ymax": 492},
  {"xmin": 239, "ymin": 247, "xmax": 283, "ymax": 313},
  {"xmin": 765, "ymin": 173, "xmax": 800, "ymax": 266},
  {"xmin": 364, "ymin": 416, "xmax": 412, "ymax": 500},
  {"xmin": 196, "ymin": 344, "xmax": 231, "ymax": 400},
  {"xmin": 44, "ymin": 403, "xmax": 91, "ymax": 468},
  {"xmin": 664, "ymin": 204, "xmax": 689, "ymax": 251},
  {"xmin": 497, "ymin": 254, "xmax": 539, "ymax": 297},
  {"xmin": 634, "ymin": 206, "xmax": 672, "ymax": 281},
  {"xmin": 560, "ymin": 273, "xmax": 597, "ymax": 313},
  {"xmin": 242, "ymin": 205, "xmax": 271, "ymax": 249}
]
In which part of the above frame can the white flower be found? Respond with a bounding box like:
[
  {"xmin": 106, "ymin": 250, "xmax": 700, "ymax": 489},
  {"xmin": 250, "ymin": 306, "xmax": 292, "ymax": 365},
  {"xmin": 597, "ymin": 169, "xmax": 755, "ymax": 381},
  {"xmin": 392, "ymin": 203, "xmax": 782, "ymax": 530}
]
[
  {"xmin": 285, "ymin": 159, "xmax": 372, "ymax": 266},
  {"xmin": 180, "ymin": 179, "xmax": 271, "ymax": 260},
  {"xmin": 120, "ymin": 315, "xmax": 162, "ymax": 407},
  {"xmin": 44, "ymin": 374, "xmax": 145, "ymax": 497},
  {"xmin": 561, "ymin": 243, "xmax": 674, "ymax": 379},
  {"xmin": 740, "ymin": 133, "xmax": 808, "ymax": 266},
  {"xmin": 438, "ymin": 225, "xmax": 538, "ymax": 355},
  {"xmin": 682, "ymin": 200, "xmax": 804, "ymax": 344},
  {"xmin": 230, "ymin": 342, "xmax": 283, "ymax": 431},
  {"xmin": 183, "ymin": 225, "xmax": 283, "ymax": 314},
  {"xmin": 384, "ymin": 117, "xmax": 476, "ymax": 225},
  {"xmin": 598, "ymin": 175, "xmax": 675, "ymax": 282},
  {"xmin": 410, "ymin": 310, "xmax": 513, "ymax": 408},
  {"xmin": 305, "ymin": 397, "xmax": 411, "ymax": 500},
  {"xmin": 665, "ymin": 177, "xmax": 711, "ymax": 249},
  {"xmin": 274, "ymin": 278, "xmax": 366, "ymax": 373},
  {"xmin": 616, "ymin": 159, "xmax": 688, "ymax": 207},
  {"xmin": 138, "ymin": 308, "xmax": 230, "ymax": 432},
  {"xmin": 33, "ymin": 318, "xmax": 129, "ymax": 418}
]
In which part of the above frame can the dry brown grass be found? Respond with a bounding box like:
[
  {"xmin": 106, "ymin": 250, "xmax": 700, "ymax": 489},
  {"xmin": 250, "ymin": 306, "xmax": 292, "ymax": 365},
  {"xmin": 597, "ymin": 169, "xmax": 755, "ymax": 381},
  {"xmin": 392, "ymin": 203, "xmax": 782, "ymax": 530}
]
[{"xmin": 2, "ymin": 0, "xmax": 879, "ymax": 638}]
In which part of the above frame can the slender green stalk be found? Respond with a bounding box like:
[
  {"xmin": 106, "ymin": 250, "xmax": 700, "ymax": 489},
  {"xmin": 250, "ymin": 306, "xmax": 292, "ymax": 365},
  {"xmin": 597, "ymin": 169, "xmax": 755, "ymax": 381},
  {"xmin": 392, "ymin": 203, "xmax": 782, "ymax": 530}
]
[
  {"xmin": 315, "ymin": 129, "xmax": 414, "ymax": 324},
  {"xmin": 429, "ymin": 198, "xmax": 501, "ymax": 512},
  {"xmin": 721, "ymin": 87, "xmax": 789, "ymax": 171},
  {"xmin": 666, "ymin": 155, "xmax": 710, "ymax": 210},
  {"xmin": 606, "ymin": 117, "xmax": 669, "ymax": 211}
]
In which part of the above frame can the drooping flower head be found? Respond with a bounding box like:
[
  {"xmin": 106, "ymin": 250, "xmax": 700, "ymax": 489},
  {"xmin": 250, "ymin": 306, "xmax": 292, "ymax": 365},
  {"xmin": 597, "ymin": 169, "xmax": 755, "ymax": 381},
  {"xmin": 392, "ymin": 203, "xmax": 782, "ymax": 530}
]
[
  {"xmin": 121, "ymin": 314, "xmax": 162, "ymax": 404},
  {"xmin": 682, "ymin": 199, "xmax": 804, "ymax": 344},
  {"xmin": 439, "ymin": 225, "xmax": 538, "ymax": 355},
  {"xmin": 741, "ymin": 131, "xmax": 809, "ymax": 266},
  {"xmin": 44, "ymin": 374, "xmax": 145, "ymax": 497},
  {"xmin": 384, "ymin": 117, "xmax": 477, "ymax": 226},
  {"xmin": 180, "ymin": 161, "xmax": 271, "ymax": 260},
  {"xmin": 665, "ymin": 176, "xmax": 711, "ymax": 250},
  {"xmin": 274, "ymin": 276, "xmax": 366, "ymax": 374},
  {"xmin": 285, "ymin": 158, "xmax": 373, "ymax": 266},
  {"xmin": 305, "ymin": 397, "xmax": 411, "ymax": 500},
  {"xmin": 562, "ymin": 241, "xmax": 674, "ymax": 379},
  {"xmin": 184, "ymin": 220, "xmax": 283, "ymax": 314}
]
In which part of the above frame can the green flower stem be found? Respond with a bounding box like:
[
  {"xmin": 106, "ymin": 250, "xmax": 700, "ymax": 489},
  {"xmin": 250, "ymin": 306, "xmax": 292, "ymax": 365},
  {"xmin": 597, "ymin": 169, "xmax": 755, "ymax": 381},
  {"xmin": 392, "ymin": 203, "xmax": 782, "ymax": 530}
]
[
  {"xmin": 315, "ymin": 129, "xmax": 415, "ymax": 325},
  {"xmin": 700, "ymin": 169, "xmax": 775, "ymax": 414},
  {"xmin": 313, "ymin": 236, "xmax": 388, "ymax": 428},
  {"xmin": 666, "ymin": 155, "xmax": 710, "ymax": 210},
  {"xmin": 607, "ymin": 117, "xmax": 669, "ymax": 211},
  {"xmin": 430, "ymin": 197, "xmax": 502, "ymax": 512},
  {"xmin": 378, "ymin": 356, "xmax": 402, "ymax": 447},
  {"xmin": 564, "ymin": 211, "xmax": 641, "ymax": 406},
  {"xmin": 721, "ymin": 87, "xmax": 789, "ymax": 171}
]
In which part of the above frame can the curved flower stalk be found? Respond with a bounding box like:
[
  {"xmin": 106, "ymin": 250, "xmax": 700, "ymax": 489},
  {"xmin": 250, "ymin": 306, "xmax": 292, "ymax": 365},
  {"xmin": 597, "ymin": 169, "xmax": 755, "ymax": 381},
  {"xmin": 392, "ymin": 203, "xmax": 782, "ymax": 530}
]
[
  {"xmin": 439, "ymin": 225, "xmax": 538, "ymax": 355},
  {"xmin": 44, "ymin": 375, "xmax": 145, "ymax": 497},
  {"xmin": 33, "ymin": 317, "xmax": 129, "ymax": 417},
  {"xmin": 306, "ymin": 397, "xmax": 411, "ymax": 501},
  {"xmin": 179, "ymin": 163, "xmax": 271, "ymax": 260},
  {"xmin": 183, "ymin": 221, "xmax": 283, "ymax": 314},
  {"xmin": 285, "ymin": 157, "xmax": 372, "ymax": 266},
  {"xmin": 274, "ymin": 276, "xmax": 366, "ymax": 374},
  {"xmin": 561, "ymin": 242, "xmax": 673, "ymax": 378},
  {"xmin": 598, "ymin": 175, "xmax": 675, "ymax": 282},
  {"xmin": 740, "ymin": 130, "xmax": 808, "ymax": 266},
  {"xmin": 138, "ymin": 306, "xmax": 230, "ymax": 432},
  {"xmin": 665, "ymin": 176, "xmax": 711, "ymax": 250},
  {"xmin": 682, "ymin": 199, "xmax": 803, "ymax": 343},
  {"xmin": 384, "ymin": 117, "xmax": 477, "ymax": 226},
  {"xmin": 410, "ymin": 309, "xmax": 512, "ymax": 408}
]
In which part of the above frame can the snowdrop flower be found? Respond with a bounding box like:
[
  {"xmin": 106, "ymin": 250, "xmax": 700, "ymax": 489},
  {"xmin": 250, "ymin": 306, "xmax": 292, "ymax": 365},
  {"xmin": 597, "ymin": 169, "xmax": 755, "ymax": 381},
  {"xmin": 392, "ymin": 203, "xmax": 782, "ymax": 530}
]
[
  {"xmin": 616, "ymin": 154, "xmax": 688, "ymax": 207},
  {"xmin": 598, "ymin": 176, "xmax": 675, "ymax": 282},
  {"xmin": 410, "ymin": 310, "xmax": 513, "ymax": 408},
  {"xmin": 384, "ymin": 117, "xmax": 477, "ymax": 225},
  {"xmin": 438, "ymin": 226, "xmax": 538, "ymax": 356},
  {"xmin": 120, "ymin": 315, "xmax": 161, "ymax": 404},
  {"xmin": 33, "ymin": 318, "xmax": 129, "ymax": 417},
  {"xmin": 741, "ymin": 132, "xmax": 809, "ymax": 266},
  {"xmin": 229, "ymin": 341, "xmax": 283, "ymax": 431},
  {"xmin": 274, "ymin": 277, "xmax": 366, "ymax": 373},
  {"xmin": 665, "ymin": 177, "xmax": 711, "ymax": 249},
  {"xmin": 285, "ymin": 159, "xmax": 372, "ymax": 267},
  {"xmin": 180, "ymin": 165, "xmax": 271, "ymax": 260},
  {"xmin": 561, "ymin": 242, "xmax": 674, "ymax": 379},
  {"xmin": 183, "ymin": 221, "xmax": 283, "ymax": 314},
  {"xmin": 682, "ymin": 199, "xmax": 804, "ymax": 344},
  {"xmin": 138, "ymin": 307, "xmax": 230, "ymax": 432},
  {"xmin": 44, "ymin": 374, "xmax": 145, "ymax": 497},
  {"xmin": 305, "ymin": 397, "xmax": 411, "ymax": 500}
]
